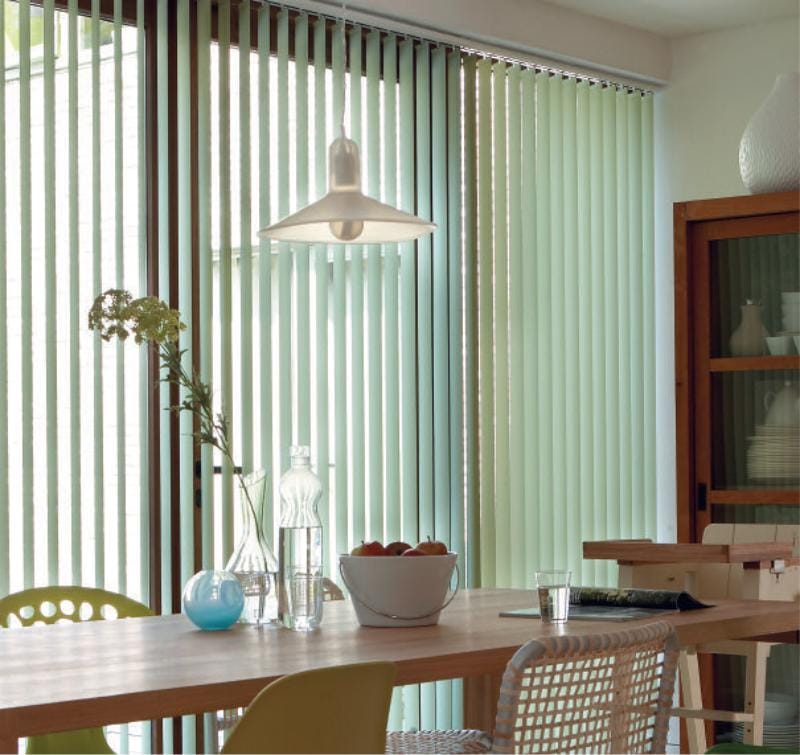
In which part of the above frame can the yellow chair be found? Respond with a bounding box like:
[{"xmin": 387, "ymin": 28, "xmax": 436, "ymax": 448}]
[
  {"xmin": 0, "ymin": 585, "xmax": 153, "ymax": 754},
  {"xmin": 221, "ymin": 661, "xmax": 397, "ymax": 754}
]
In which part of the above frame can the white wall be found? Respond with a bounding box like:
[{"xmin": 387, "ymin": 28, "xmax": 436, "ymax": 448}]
[{"xmin": 653, "ymin": 18, "xmax": 800, "ymax": 542}]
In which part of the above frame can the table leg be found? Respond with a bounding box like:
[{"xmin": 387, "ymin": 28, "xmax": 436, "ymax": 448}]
[
  {"xmin": 463, "ymin": 671, "xmax": 503, "ymax": 733},
  {"xmin": 678, "ymin": 647, "xmax": 707, "ymax": 755}
]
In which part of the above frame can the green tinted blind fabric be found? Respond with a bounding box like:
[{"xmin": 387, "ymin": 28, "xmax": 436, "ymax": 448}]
[
  {"xmin": 0, "ymin": 0, "xmax": 149, "ymax": 601},
  {"xmin": 473, "ymin": 70, "xmax": 656, "ymax": 589},
  {"xmin": 196, "ymin": 8, "xmax": 468, "ymax": 731},
  {"xmin": 2, "ymin": 1, "xmax": 150, "ymax": 750}
]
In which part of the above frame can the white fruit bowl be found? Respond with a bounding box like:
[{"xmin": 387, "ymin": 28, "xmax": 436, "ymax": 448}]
[{"xmin": 339, "ymin": 553, "xmax": 458, "ymax": 627}]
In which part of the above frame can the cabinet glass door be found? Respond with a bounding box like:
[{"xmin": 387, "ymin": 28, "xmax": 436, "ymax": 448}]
[
  {"xmin": 694, "ymin": 216, "xmax": 799, "ymax": 535},
  {"xmin": 710, "ymin": 232, "xmax": 799, "ymax": 359}
]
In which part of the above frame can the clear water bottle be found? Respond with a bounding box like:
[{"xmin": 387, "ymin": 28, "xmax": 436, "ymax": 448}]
[{"xmin": 278, "ymin": 446, "xmax": 323, "ymax": 631}]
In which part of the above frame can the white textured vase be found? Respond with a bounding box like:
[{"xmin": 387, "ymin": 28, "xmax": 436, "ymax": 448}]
[{"xmin": 739, "ymin": 72, "xmax": 800, "ymax": 194}]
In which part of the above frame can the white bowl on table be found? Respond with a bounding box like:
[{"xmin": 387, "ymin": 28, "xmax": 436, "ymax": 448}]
[{"xmin": 339, "ymin": 553, "xmax": 458, "ymax": 627}]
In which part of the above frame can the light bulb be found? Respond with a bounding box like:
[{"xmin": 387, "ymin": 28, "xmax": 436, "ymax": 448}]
[{"xmin": 329, "ymin": 219, "xmax": 364, "ymax": 241}]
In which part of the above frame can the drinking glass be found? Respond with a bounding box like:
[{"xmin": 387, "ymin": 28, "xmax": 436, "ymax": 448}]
[{"xmin": 535, "ymin": 570, "xmax": 571, "ymax": 623}]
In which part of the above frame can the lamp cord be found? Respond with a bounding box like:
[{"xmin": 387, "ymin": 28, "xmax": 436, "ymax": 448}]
[{"xmin": 339, "ymin": 2, "xmax": 347, "ymax": 138}]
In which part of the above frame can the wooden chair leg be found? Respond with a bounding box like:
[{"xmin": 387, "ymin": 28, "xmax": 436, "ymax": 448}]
[
  {"xmin": 679, "ymin": 647, "xmax": 707, "ymax": 754},
  {"xmin": 742, "ymin": 642, "xmax": 770, "ymax": 746}
]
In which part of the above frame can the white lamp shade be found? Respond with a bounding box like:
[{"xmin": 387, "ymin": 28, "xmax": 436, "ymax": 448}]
[{"xmin": 259, "ymin": 133, "xmax": 436, "ymax": 244}]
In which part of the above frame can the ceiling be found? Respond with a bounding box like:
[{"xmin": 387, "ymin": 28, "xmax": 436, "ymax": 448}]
[{"xmin": 543, "ymin": 0, "xmax": 800, "ymax": 38}]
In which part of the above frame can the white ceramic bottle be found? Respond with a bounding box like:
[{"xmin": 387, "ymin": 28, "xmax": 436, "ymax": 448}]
[{"xmin": 729, "ymin": 300, "xmax": 769, "ymax": 357}]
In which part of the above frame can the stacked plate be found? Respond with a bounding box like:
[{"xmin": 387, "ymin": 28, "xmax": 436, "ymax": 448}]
[
  {"xmin": 782, "ymin": 291, "xmax": 800, "ymax": 334},
  {"xmin": 747, "ymin": 425, "xmax": 800, "ymax": 481},
  {"xmin": 733, "ymin": 720, "xmax": 800, "ymax": 750}
]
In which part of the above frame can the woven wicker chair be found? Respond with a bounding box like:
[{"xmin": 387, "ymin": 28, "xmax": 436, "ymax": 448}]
[{"xmin": 386, "ymin": 621, "xmax": 679, "ymax": 754}]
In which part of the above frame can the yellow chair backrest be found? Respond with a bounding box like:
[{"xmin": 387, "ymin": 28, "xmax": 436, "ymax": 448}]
[
  {"xmin": 0, "ymin": 585, "xmax": 152, "ymax": 627},
  {"xmin": 222, "ymin": 661, "xmax": 396, "ymax": 754},
  {"xmin": 0, "ymin": 586, "xmax": 152, "ymax": 754}
]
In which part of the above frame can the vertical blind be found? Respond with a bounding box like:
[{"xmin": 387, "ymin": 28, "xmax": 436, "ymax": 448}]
[
  {"xmin": 468, "ymin": 62, "xmax": 656, "ymax": 590},
  {"xmin": 170, "ymin": 1, "xmax": 472, "ymax": 734},
  {"xmin": 1, "ymin": 0, "xmax": 659, "ymax": 748},
  {"xmin": 1, "ymin": 1, "xmax": 149, "ymax": 752},
  {"xmin": 0, "ymin": 0, "xmax": 149, "ymax": 618}
]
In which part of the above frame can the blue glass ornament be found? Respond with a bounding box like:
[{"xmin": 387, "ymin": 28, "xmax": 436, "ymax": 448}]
[{"xmin": 183, "ymin": 569, "xmax": 245, "ymax": 631}]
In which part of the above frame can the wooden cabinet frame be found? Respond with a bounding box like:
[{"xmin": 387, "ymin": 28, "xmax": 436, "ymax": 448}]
[{"xmin": 674, "ymin": 190, "xmax": 800, "ymax": 544}]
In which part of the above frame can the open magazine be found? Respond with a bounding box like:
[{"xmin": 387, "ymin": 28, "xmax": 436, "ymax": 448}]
[{"xmin": 500, "ymin": 587, "xmax": 713, "ymax": 621}]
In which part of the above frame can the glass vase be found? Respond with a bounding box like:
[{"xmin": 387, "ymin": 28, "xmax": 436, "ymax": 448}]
[{"xmin": 225, "ymin": 470, "xmax": 280, "ymax": 626}]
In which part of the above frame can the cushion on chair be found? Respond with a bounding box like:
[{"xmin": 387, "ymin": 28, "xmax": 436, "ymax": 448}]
[{"xmin": 385, "ymin": 729, "xmax": 492, "ymax": 754}]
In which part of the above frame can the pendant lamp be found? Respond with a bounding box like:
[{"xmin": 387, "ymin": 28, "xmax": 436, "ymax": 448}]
[{"xmin": 259, "ymin": 10, "xmax": 435, "ymax": 245}]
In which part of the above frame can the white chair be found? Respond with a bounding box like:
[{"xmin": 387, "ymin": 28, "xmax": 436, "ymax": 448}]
[{"xmin": 386, "ymin": 621, "xmax": 679, "ymax": 754}]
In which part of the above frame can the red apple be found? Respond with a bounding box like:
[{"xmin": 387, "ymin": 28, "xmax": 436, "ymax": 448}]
[
  {"xmin": 350, "ymin": 540, "xmax": 387, "ymax": 556},
  {"xmin": 385, "ymin": 540, "xmax": 412, "ymax": 556},
  {"xmin": 401, "ymin": 547, "xmax": 425, "ymax": 557},
  {"xmin": 415, "ymin": 536, "xmax": 448, "ymax": 556}
]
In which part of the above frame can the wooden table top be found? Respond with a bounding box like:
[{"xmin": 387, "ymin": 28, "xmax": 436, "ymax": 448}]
[{"xmin": 1, "ymin": 588, "xmax": 798, "ymax": 741}]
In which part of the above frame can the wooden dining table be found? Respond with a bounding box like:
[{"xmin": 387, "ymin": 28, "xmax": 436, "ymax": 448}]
[{"xmin": 1, "ymin": 588, "xmax": 798, "ymax": 753}]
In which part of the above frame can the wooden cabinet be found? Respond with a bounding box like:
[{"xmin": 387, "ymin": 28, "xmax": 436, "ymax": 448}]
[{"xmin": 674, "ymin": 190, "xmax": 800, "ymax": 544}]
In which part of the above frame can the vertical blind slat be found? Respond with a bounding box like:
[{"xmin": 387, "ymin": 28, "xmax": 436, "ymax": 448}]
[
  {"xmin": 294, "ymin": 13, "xmax": 310, "ymax": 448},
  {"xmin": 218, "ymin": 0, "xmax": 234, "ymax": 560},
  {"xmin": 576, "ymin": 81, "xmax": 593, "ymax": 585},
  {"xmin": 562, "ymin": 78, "xmax": 579, "ymax": 576},
  {"xmin": 492, "ymin": 62, "xmax": 510, "ymax": 587},
  {"xmin": 0, "ymin": 0, "xmax": 7, "ymax": 595},
  {"xmin": 277, "ymin": 10, "xmax": 291, "ymax": 476},
  {"xmin": 332, "ymin": 22, "xmax": 348, "ymax": 563},
  {"xmin": 114, "ymin": 0, "xmax": 127, "ymax": 594},
  {"xmin": 602, "ymin": 85, "xmax": 620, "ymax": 584},
  {"xmin": 431, "ymin": 46, "xmax": 449, "ymax": 553},
  {"xmin": 588, "ymin": 84, "xmax": 607, "ymax": 585},
  {"xmin": 476, "ymin": 59, "xmax": 494, "ymax": 587},
  {"xmin": 461, "ymin": 56, "xmax": 479, "ymax": 590},
  {"xmin": 398, "ymin": 36, "xmax": 419, "ymax": 732},
  {"xmin": 156, "ymin": 0, "xmax": 172, "ymax": 607},
  {"xmin": 398, "ymin": 37, "xmax": 417, "ymax": 554},
  {"xmin": 416, "ymin": 44, "xmax": 435, "ymax": 727},
  {"xmin": 627, "ymin": 93, "xmax": 643, "ymax": 538},
  {"xmin": 382, "ymin": 34, "xmax": 400, "ymax": 545},
  {"xmin": 642, "ymin": 94, "xmax": 656, "ymax": 541},
  {"xmin": 313, "ymin": 17, "xmax": 329, "ymax": 571},
  {"xmin": 415, "ymin": 43, "xmax": 433, "ymax": 552},
  {"xmin": 506, "ymin": 66, "xmax": 523, "ymax": 589},
  {"xmin": 348, "ymin": 27, "xmax": 365, "ymax": 543},
  {"xmin": 90, "ymin": 0, "xmax": 104, "ymax": 589},
  {"xmin": 430, "ymin": 45, "xmax": 450, "ymax": 730},
  {"xmin": 258, "ymin": 3, "xmax": 273, "ymax": 533},
  {"xmin": 177, "ymin": 0, "xmax": 194, "ymax": 616},
  {"xmin": 365, "ymin": 30, "xmax": 382, "ymax": 541},
  {"xmin": 137, "ymin": 0, "xmax": 150, "ymax": 606},
  {"xmin": 548, "ymin": 74, "xmax": 566, "ymax": 571},
  {"xmin": 198, "ymin": 0, "xmax": 213, "ymax": 568},
  {"xmin": 44, "ymin": 0, "xmax": 58, "ymax": 584},
  {"xmin": 239, "ymin": 0, "xmax": 254, "ymax": 471},
  {"xmin": 520, "ymin": 69, "xmax": 537, "ymax": 584},
  {"xmin": 615, "ymin": 90, "xmax": 630, "ymax": 539},
  {"xmin": 534, "ymin": 72, "xmax": 553, "ymax": 574},
  {"xmin": 19, "ymin": 0, "xmax": 33, "ymax": 588},
  {"xmin": 446, "ymin": 49, "xmax": 464, "ymax": 589}
]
